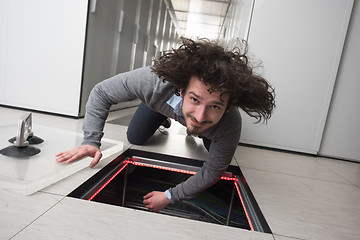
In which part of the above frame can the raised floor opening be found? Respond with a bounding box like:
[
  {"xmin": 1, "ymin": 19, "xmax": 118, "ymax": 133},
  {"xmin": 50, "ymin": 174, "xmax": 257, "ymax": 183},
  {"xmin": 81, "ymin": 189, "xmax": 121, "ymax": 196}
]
[{"xmin": 68, "ymin": 149, "xmax": 271, "ymax": 233}]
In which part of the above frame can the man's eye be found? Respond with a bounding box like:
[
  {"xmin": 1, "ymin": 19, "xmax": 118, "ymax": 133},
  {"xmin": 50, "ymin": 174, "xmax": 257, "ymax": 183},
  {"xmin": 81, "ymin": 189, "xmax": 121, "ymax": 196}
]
[
  {"xmin": 191, "ymin": 97, "xmax": 199, "ymax": 103},
  {"xmin": 211, "ymin": 105, "xmax": 220, "ymax": 110}
]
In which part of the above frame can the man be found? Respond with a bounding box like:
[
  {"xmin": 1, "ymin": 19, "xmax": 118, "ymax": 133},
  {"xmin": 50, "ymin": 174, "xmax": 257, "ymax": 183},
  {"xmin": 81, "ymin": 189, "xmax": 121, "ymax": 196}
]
[{"xmin": 56, "ymin": 37, "xmax": 275, "ymax": 212}]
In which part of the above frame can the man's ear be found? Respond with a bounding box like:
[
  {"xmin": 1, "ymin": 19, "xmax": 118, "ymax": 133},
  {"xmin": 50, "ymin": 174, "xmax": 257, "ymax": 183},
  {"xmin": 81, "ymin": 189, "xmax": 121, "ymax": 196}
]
[{"xmin": 179, "ymin": 89, "xmax": 184, "ymax": 98}]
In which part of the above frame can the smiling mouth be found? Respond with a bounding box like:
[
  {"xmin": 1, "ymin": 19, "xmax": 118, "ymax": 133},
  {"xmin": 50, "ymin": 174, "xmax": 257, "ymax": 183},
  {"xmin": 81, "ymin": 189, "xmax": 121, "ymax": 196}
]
[
  {"xmin": 187, "ymin": 114, "xmax": 212, "ymax": 127},
  {"xmin": 191, "ymin": 119, "xmax": 206, "ymax": 127}
]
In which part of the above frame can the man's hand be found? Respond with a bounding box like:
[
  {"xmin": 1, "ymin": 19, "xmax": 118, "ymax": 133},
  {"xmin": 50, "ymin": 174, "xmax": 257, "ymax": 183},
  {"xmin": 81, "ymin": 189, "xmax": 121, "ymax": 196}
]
[
  {"xmin": 143, "ymin": 191, "xmax": 171, "ymax": 212},
  {"xmin": 55, "ymin": 144, "xmax": 102, "ymax": 168}
]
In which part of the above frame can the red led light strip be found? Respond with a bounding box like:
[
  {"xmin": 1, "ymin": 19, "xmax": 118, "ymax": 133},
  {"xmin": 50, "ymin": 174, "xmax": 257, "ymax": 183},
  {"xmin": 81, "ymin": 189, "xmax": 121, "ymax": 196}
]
[
  {"xmin": 127, "ymin": 160, "xmax": 198, "ymax": 175},
  {"xmin": 127, "ymin": 159, "xmax": 237, "ymax": 181},
  {"xmin": 87, "ymin": 157, "xmax": 253, "ymax": 231},
  {"xmin": 88, "ymin": 161, "xmax": 129, "ymax": 201},
  {"xmin": 234, "ymin": 178, "xmax": 254, "ymax": 231}
]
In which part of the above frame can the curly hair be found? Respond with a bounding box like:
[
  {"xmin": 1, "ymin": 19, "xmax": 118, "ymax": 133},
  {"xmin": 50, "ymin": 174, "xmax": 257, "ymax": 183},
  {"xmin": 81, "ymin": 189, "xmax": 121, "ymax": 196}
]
[{"xmin": 151, "ymin": 37, "xmax": 275, "ymax": 123}]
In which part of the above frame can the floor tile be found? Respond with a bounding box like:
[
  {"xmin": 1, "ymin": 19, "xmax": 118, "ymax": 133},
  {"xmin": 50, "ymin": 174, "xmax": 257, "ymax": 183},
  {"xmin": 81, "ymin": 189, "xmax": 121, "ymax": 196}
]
[
  {"xmin": 242, "ymin": 167, "xmax": 360, "ymax": 240},
  {"xmin": 42, "ymin": 123, "xmax": 131, "ymax": 196},
  {"xmin": 41, "ymin": 148, "xmax": 127, "ymax": 196},
  {"xmin": 234, "ymin": 146, "xmax": 348, "ymax": 183},
  {"xmin": 273, "ymin": 234, "xmax": 306, "ymax": 240},
  {"xmin": 317, "ymin": 157, "xmax": 360, "ymax": 187},
  {"xmin": 12, "ymin": 197, "xmax": 274, "ymax": 240},
  {"xmin": 0, "ymin": 126, "xmax": 123, "ymax": 196},
  {"xmin": 0, "ymin": 190, "xmax": 63, "ymax": 240}
]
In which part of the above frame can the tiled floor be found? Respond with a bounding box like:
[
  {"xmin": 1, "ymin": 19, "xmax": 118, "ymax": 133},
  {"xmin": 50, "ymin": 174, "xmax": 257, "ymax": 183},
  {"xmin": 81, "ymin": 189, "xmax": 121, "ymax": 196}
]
[
  {"xmin": 1, "ymin": 106, "xmax": 359, "ymax": 240},
  {"xmin": 234, "ymin": 146, "xmax": 360, "ymax": 240}
]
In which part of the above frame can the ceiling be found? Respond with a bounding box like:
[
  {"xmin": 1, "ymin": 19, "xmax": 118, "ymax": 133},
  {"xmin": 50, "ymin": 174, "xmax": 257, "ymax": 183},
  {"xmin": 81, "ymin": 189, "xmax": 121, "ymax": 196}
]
[{"xmin": 170, "ymin": 0, "xmax": 232, "ymax": 39}]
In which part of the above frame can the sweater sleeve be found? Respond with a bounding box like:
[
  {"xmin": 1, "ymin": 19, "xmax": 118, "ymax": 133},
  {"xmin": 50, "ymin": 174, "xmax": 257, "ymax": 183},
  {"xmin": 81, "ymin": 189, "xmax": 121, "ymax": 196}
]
[{"xmin": 81, "ymin": 67, "xmax": 164, "ymax": 148}]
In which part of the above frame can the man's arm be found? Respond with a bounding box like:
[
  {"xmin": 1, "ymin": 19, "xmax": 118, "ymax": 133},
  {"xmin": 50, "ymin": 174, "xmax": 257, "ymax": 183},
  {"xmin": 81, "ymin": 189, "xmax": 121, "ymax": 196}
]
[{"xmin": 55, "ymin": 67, "xmax": 160, "ymax": 166}]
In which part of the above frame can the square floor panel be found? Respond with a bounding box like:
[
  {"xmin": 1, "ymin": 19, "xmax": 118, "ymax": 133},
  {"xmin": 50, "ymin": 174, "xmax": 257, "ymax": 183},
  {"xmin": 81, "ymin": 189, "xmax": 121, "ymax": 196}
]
[{"xmin": 0, "ymin": 123, "xmax": 123, "ymax": 195}]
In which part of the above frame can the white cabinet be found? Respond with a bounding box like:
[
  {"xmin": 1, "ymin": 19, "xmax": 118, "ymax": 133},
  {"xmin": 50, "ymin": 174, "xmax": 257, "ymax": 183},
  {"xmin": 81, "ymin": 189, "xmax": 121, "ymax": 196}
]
[
  {"xmin": 240, "ymin": 0, "xmax": 354, "ymax": 154},
  {"xmin": 319, "ymin": 1, "xmax": 360, "ymax": 162},
  {"xmin": 0, "ymin": 0, "xmax": 88, "ymax": 116}
]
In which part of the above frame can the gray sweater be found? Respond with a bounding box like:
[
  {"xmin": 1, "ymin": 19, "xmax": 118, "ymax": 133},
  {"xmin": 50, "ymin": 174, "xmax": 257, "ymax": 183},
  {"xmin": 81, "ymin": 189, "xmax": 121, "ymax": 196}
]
[{"xmin": 82, "ymin": 66, "xmax": 242, "ymax": 202}]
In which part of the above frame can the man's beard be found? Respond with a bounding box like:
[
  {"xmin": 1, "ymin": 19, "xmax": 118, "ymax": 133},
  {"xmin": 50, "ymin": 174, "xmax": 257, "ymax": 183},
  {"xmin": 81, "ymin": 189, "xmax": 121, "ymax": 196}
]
[
  {"xmin": 185, "ymin": 113, "xmax": 212, "ymax": 136},
  {"xmin": 186, "ymin": 125, "xmax": 202, "ymax": 136}
]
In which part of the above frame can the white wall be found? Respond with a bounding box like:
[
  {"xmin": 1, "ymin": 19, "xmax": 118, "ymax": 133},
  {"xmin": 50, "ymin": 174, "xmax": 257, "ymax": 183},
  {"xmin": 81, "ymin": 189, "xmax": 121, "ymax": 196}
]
[
  {"xmin": 0, "ymin": 0, "xmax": 88, "ymax": 116},
  {"xmin": 220, "ymin": 0, "xmax": 254, "ymax": 43},
  {"xmin": 319, "ymin": 1, "xmax": 360, "ymax": 162},
  {"xmin": 0, "ymin": 0, "xmax": 9, "ymax": 104},
  {"xmin": 239, "ymin": 0, "xmax": 354, "ymax": 154}
]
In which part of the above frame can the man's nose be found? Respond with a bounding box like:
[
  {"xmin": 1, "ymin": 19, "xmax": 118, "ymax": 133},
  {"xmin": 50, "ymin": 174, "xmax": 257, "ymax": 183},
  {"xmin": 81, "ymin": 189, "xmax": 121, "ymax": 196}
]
[{"xmin": 195, "ymin": 105, "xmax": 207, "ymax": 123}]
